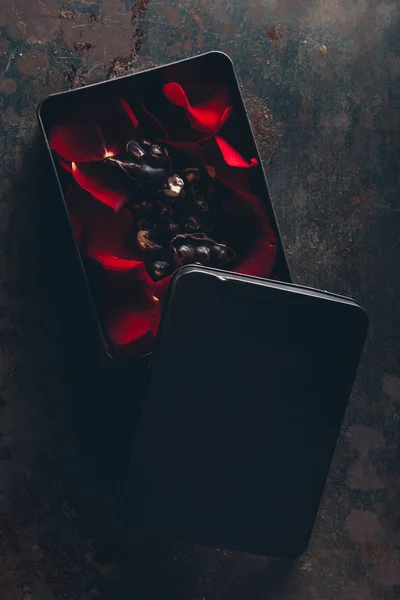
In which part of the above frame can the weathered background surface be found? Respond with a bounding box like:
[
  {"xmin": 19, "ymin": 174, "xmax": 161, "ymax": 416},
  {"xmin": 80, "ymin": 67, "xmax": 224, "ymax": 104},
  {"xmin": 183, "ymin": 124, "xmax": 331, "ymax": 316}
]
[{"xmin": 1, "ymin": 1, "xmax": 400, "ymax": 598}]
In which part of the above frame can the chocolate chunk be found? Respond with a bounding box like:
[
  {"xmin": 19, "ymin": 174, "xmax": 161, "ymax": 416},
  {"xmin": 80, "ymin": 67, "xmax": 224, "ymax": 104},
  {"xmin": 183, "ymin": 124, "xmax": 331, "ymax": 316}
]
[{"xmin": 149, "ymin": 260, "xmax": 171, "ymax": 280}]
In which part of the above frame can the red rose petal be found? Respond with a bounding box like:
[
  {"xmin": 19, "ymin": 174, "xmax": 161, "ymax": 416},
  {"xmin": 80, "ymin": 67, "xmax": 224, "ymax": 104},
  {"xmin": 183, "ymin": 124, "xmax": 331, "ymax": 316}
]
[
  {"xmin": 120, "ymin": 98, "xmax": 139, "ymax": 129},
  {"xmin": 163, "ymin": 82, "xmax": 232, "ymax": 134},
  {"xmin": 86, "ymin": 209, "xmax": 134, "ymax": 258},
  {"xmin": 221, "ymin": 191, "xmax": 277, "ymax": 278},
  {"xmin": 154, "ymin": 275, "xmax": 171, "ymax": 296},
  {"xmin": 58, "ymin": 157, "xmax": 73, "ymax": 173},
  {"xmin": 72, "ymin": 162, "xmax": 131, "ymax": 211},
  {"xmin": 50, "ymin": 120, "xmax": 109, "ymax": 162},
  {"xmin": 50, "ymin": 98, "xmax": 137, "ymax": 164},
  {"xmin": 105, "ymin": 286, "xmax": 161, "ymax": 358},
  {"xmin": 103, "ymin": 263, "xmax": 156, "ymax": 307},
  {"xmin": 106, "ymin": 305, "xmax": 156, "ymax": 357},
  {"xmin": 234, "ymin": 237, "xmax": 277, "ymax": 278},
  {"xmin": 94, "ymin": 254, "xmax": 142, "ymax": 272},
  {"xmin": 215, "ymin": 136, "xmax": 258, "ymax": 168}
]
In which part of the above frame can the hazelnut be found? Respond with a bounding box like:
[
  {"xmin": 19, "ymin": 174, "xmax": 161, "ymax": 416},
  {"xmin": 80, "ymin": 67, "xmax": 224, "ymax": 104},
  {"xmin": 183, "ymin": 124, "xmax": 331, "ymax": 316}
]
[
  {"xmin": 182, "ymin": 167, "xmax": 200, "ymax": 183},
  {"xmin": 149, "ymin": 144, "xmax": 167, "ymax": 162},
  {"xmin": 126, "ymin": 140, "xmax": 145, "ymax": 161},
  {"xmin": 136, "ymin": 229, "xmax": 162, "ymax": 253},
  {"xmin": 163, "ymin": 175, "xmax": 184, "ymax": 197},
  {"xmin": 204, "ymin": 164, "xmax": 216, "ymax": 178}
]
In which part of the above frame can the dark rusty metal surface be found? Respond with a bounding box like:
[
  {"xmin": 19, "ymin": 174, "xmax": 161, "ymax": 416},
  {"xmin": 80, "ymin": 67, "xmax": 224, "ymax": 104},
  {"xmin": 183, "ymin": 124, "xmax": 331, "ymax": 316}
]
[{"xmin": 1, "ymin": 1, "xmax": 400, "ymax": 598}]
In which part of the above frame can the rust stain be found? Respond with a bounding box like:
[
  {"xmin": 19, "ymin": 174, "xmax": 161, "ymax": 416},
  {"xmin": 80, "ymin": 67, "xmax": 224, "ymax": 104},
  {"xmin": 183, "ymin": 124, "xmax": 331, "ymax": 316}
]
[
  {"xmin": 213, "ymin": 5, "xmax": 239, "ymax": 36},
  {"xmin": 103, "ymin": 0, "xmax": 151, "ymax": 79},
  {"xmin": 247, "ymin": 0, "xmax": 266, "ymax": 23},
  {"xmin": 0, "ymin": 78, "xmax": 17, "ymax": 95},
  {"xmin": 0, "ymin": 38, "xmax": 10, "ymax": 53},
  {"xmin": 266, "ymin": 24, "xmax": 286, "ymax": 43},
  {"xmin": 73, "ymin": 42, "xmax": 93, "ymax": 52},
  {"xmin": 131, "ymin": 0, "xmax": 151, "ymax": 56},
  {"xmin": 168, "ymin": 41, "xmax": 184, "ymax": 58},
  {"xmin": 66, "ymin": 64, "xmax": 87, "ymax": 90},
  {"xmin": 59, "ymin": 10, "xmax": 74, "ymax": 20},
  {"xmin": 5, "ymin": 0, "xmax": 60, "ymax": 43},
  {"xmin": 241, "ymin": 89, "xmax": 284, "ymax": 162},
  {"xmin": 16, "ymin": 51, "xmax": 49, "ymax": 76},
  {"xmin": 182, "ymin": 35, "xmax": 192, "ymax": 54},
  {"xmin": 346, "ymin": 509, "xmax": 384, "ymax": 546},
  {"xmin": 1, "ymin": 106, "xmax": 19, "ymax": 130},
  {"xmin": 368, "ymin": 550, "xmax": 400, "ymax": 586},
  {"xmin": 106, "ymin": 54, "xmax": 155, "ymax": 80},
  {"xmin": 166, "ymin": 4, "xmax": 181, "ymax": 27},
  {"xmin": 365, "ymin": 541, "xmax": 393, "ymax": 564}
]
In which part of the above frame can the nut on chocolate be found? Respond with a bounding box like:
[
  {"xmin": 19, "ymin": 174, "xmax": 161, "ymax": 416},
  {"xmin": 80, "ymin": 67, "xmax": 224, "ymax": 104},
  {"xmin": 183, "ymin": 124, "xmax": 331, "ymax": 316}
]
[
  {"xmin": 182, "ymin": 167, "xmax": 200, "ymax": 183},
  {"xmin": 163, "ymin": 174, "xmax": 184, "ymax": 197},
  {"xmin": 136, "ymin": 229, "xmax": 162, "ymax": 253}
]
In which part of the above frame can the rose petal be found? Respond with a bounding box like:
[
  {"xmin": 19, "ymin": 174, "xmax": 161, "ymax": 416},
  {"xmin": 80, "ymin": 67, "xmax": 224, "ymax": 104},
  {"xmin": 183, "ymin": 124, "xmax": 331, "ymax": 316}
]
[
  {"xmin": 58, "ymin": 157, "xmax": 73, "ymax": 173},
  {"xmin": 50, "ymin": 98, "xmax": 138, "ymax": 164},
  {"xmin": 106, "ymin": 305, "xmax": 156, "ymax": 357},
  {"xmin": 86, "ymin": 209, "xmax": 134, "ymax": 258},
  {"xmin": 154, "ymin": 275, "xmax": 171, "ymax": 297},
  {"xmin": 221, "ymin": 191, "xmax": 277, "ymax": 278},
  {"xmin": 163, "ymin": 82, "xmax": 232, "ymax": 134},
  {"xmin": 103, "ymin": 261, "xmax": 156, "ymax": 303},
  {"xmin": 104, "ymin": 277, "xmax": 161, "ymax": 358},
  {"xmin": 50, "ymin": 120, "xmax": 109, "ymax": 162},
  {"xmin": 120, "ymin": 98, "xmax": 139, "ymax": 129},
  {"xmin": 94, "ymin": 254, "xmax": 142, "ymax": 272},
  {"xmin": 215, "ymin": 136, "xmax": 258, "ymax": 168},
  {"xmin": 72, "ymin": 162, "xmax": 131, "ymax": 211}
]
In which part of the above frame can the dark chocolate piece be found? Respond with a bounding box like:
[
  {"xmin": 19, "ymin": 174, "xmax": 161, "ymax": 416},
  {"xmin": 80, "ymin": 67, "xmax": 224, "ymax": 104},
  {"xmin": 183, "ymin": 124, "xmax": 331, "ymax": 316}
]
[
  {"xmin": 149, "ymin": 260, "xmax": 172, "ymax": 280},
  {"xmin": 106, "ymin": 157, "xmax": 167, "ymax": 187},
  {"xmin": 172, "ymin": 244, "xmax": 196, "ymax": 267}
]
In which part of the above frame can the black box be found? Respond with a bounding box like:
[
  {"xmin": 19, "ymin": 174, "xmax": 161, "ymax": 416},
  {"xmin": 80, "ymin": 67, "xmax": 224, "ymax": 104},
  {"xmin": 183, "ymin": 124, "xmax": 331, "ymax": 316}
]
[{"xmin": 38, "ymin": 52, "xmax": 290, "ymax": 362}]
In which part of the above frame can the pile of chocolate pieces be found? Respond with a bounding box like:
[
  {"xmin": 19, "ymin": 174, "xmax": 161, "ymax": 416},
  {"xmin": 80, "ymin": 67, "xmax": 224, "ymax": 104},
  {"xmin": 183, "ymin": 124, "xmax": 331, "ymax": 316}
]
[{"xmin": 106, "ymin": 138, "xmax": 236, "ymax": 280}]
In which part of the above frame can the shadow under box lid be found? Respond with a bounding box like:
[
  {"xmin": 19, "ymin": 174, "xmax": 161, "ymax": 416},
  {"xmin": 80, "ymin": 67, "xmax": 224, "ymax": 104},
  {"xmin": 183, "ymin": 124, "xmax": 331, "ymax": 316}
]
[{"xmin": 125, "ymin": 266, "xmax": 368, "ymax": 557}]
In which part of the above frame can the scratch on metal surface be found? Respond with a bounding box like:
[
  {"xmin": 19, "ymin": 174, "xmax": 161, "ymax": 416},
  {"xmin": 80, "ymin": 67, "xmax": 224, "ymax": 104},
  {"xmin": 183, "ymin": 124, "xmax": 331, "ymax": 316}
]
[
  {"xmin": 4, "ymin": 50, "xmax": 17, "ymax": 74},
  {"xmin": 143, "ymin": 17, "xmax": 184, "ymax": 26}
]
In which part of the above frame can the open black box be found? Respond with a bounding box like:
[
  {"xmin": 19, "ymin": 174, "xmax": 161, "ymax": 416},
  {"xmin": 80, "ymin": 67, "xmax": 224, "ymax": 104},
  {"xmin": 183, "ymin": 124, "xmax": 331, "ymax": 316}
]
[
  {"xmin": 38, "ymin": 51, "xmax": 290, "ymax": 363},
  {"xmin": 38, "ymin": 52, "xmax": 368, "ymax": 558}
]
